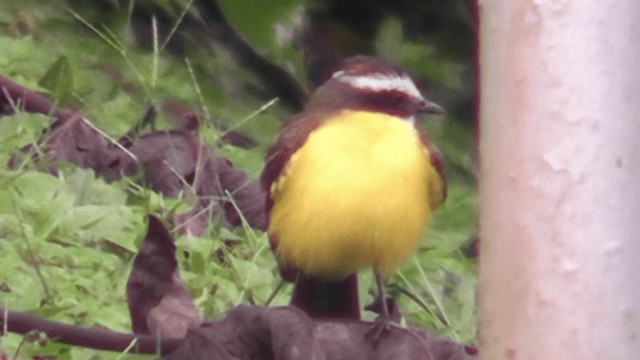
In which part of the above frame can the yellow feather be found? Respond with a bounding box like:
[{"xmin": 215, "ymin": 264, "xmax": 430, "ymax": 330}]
[{"xmin": 268, "ymin": 110, "xmax": 441, "ymax": 280}]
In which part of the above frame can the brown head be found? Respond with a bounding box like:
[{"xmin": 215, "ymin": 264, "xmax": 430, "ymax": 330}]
[{"xmin": 305, "ymin": 56, "xmax": 444, "ymax": 120}]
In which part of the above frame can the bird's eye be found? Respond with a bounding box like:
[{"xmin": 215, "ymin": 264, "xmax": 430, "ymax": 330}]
[{"xmin": 387, "ymin": 92, "xmax": 406, "ymax": 107}]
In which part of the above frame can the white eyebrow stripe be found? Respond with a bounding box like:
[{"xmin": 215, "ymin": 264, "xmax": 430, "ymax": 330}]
[{"xmin": 333, "ymin": 73, "xmax": 425, "ymax": 100}]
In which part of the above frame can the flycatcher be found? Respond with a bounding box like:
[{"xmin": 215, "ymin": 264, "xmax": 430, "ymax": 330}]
[{"xmin": 261, "ymin": 56, "xmax": 446, "ymax": 334}]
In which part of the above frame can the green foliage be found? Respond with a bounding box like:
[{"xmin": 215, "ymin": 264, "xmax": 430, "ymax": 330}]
[
  {"xmin": 0, "ymin": 169, "xmax": 144, "ymax": 358},
  {"xmin": 218, "ymin": 0, "xmax": 300, "ymax": 52},
  {"xmin": 0, "ymin": 0, "xmax": 477, "ymax": 357},
  {"xmin": 0, "ymin": 112, "xmax": 50, "ymax": 165},
  {"xmin": 39, "ymin": 56, "xmax": 74, "ymax": 104}
]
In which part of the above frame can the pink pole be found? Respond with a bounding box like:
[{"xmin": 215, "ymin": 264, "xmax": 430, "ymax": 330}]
[{"xmin": 477, "ymin": 1, "xmax": 640, "ymax": 358}]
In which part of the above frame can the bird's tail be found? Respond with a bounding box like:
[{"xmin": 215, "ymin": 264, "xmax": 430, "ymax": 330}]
[{"xmin": 290, "ymin": 273, "xmax": 360, "ymax": 320}]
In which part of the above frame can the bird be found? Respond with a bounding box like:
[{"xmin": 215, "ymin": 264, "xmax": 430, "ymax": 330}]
[{"xmin": 260, "ymin": 55, "xmax": 446, "ymax": 335}]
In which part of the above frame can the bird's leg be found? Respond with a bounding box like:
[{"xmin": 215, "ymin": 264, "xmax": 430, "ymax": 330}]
[
  {"xmin": 365, "ymin": 270, "xmax": 392, "ymax": 343},
  {"xmin": 376, "ymin": 271, "xmax": 390, "ymax": 320}
]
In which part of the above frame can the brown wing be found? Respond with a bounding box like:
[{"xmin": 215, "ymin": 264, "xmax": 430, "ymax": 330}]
[
  {"xmin": 260, "ymin": 80, "xmax": 349, "ymax": 197},
  {"xmin": 260, "ymin": 112, "xmax": 325, "ymax": 281},
  {"xmin": 260, "ymin": 114, "xmax": 323, "ymax": 209}
]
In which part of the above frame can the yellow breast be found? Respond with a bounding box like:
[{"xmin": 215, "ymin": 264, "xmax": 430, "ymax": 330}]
[{"xmin": 268, "ymin": 110, "xmax": 440, "ymax": 280}]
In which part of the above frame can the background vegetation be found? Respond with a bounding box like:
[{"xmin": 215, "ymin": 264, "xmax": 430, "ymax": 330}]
[{"xmin": 0, "ymin": 0, "xmax": 477, "ymax": 358}]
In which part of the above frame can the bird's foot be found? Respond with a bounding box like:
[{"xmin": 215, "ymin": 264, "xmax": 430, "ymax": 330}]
[
  {"xmin": 364, "ymin": 294, "xmax": 400, "ymax": 322},
  {"xmin": 364, "ymin": 314, "xmax": 393, "ymax": 344}
]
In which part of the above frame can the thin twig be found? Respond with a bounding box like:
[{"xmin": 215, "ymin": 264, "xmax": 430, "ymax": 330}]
[
  {"xmin": 184, "ymin": 57, "xmax": 211, "ymax": 121},
  {"xmin": 159, "ymin": 0, "xmax": 195, "ymax": 53},
  {"xmin": 194, "ymin": 0, "xmax": 307, "ymax": 111}
]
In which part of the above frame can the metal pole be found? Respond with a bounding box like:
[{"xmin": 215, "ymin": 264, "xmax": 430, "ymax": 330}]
[{"xmin": 477, "ymin": 1, "xmax": 640, "ymax": 358}]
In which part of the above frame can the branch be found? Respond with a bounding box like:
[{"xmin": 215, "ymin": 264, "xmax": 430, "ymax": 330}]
[
  {"xmin": 0, "ymin": 307, "xmax": 182, "ymax": 355},
  {"xmin": 194, "ymin": 0, "xmax": 308, "ymax": 111},
  {"xmin": 0, "ymin": 75, "xmax": 71, "ymax": 119}
]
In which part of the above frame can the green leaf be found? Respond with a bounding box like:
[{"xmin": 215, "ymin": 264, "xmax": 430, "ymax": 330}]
[
  {"xmin": 0, "ymin": 35, "xmax": 38, "ymax": 75},
  {"xmin": 38, "ymin": 56, "xmax": 74, "ymax": 104},
  {"xmin": 217, "ymin": 0, "xmax": 300, "ymax": 51}
]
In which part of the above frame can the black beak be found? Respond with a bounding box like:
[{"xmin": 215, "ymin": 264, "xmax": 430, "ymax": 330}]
[{"xmin": 418, "ymin": 100, "xmax": 446, "ymax": 115}]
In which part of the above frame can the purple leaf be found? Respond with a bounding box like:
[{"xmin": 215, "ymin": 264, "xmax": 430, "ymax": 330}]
[
  {"xmin": 164, "ymin": 305, "xmax": 477, "ymax": 360},
  {"xmin": 127, "ymin": 130, "xmax": 267, "ymax": 234},
  {"xmin": 126, "ymin": 215, "xmax": 201, "ymax": 339}
]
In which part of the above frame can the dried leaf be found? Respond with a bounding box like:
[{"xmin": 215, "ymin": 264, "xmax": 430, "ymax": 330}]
[
  {"xmin": 164, "ymin": 305, "xmax": 477, "ymax": 360},
  {"xmin": 128, "ymin": 130, "xmax": 267, "ymax": 234},
  {"xmin": 126, "ymin": 216, "xmax": 201, "ymax": 338}
]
